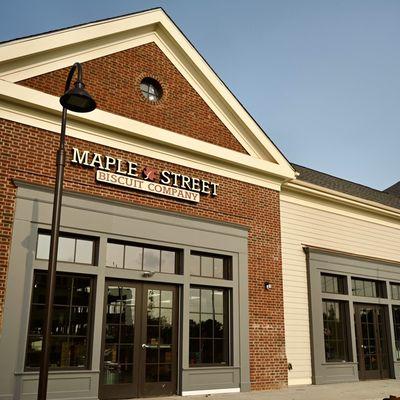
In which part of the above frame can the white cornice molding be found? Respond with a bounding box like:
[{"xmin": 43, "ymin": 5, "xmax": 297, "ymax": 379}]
[
  {"xmin": 0, "ymin": 79, "xmax": 293, "ymax": 191},
  {"xmin": 0, "ymin": 8, "xmax": 294, "ymax": 173},
  {"xmin": 283, "ymin": 179, "xmax": 400, "ymax": 221}
]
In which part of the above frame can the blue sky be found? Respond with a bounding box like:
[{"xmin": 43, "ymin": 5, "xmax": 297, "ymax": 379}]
[{"xmin": 1, "ymin": 1, "xmax": 399, "ymax": 190}]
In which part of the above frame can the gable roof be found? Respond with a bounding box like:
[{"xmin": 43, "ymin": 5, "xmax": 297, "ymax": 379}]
[
  {"xmin": 293, "ymin": 163, "xmax": 400, "ymax": 210},
  {"xmin": 0, "ymin": 8, "xmax": 295, "ymax": 189},
  {"xmin": 384, "ymin": 181, "xmax": 400, "ymax": 196}
]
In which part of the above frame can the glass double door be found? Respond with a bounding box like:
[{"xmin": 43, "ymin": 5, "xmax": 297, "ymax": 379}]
[
  {"xmin": 354, "ymin": 304, "xmax": 390, "ymax": 380},
  {"xmin": 99, "ymin": 281, "xmax": 178, "ymax": 399}
]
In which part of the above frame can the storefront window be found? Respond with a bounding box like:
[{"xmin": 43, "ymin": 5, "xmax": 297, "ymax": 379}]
[
  {"xmin": 322, "ymin": 300, "xmax": 350, "ymax": 362},
  {"xmin": 106, "ymin": 241, "xmax": 179, "ymax": 274},
  {"xmin": 189, "ymin": 287, "xmax": 230, "ymax": 366},
  {"xmin": 393, "ymin": 306, "xmax": 400, "ymax": 361},
  {"xmin": 36, "ymin": 231, "xmax": 96, "ymax": 265},
  {"xmin": 25, "ymin": 272, "xmax": 94, "ymax": 369},
  {"xmin": 190, "ymin": 252, "xmax": 231, "ymax": 279}
]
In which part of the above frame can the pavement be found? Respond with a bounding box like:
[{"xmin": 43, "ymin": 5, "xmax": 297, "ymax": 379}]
[{"xmin": 139, "ymin": 380, "xmax": 400, "ymax": 400}]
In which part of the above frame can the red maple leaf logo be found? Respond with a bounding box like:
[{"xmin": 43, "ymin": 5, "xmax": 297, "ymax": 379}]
[{"xmin": 142, "ymin": 167, "xmax": 158, "ymax": 182}]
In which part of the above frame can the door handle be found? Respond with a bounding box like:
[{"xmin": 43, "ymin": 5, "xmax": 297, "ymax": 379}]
[{"xmin": 142, "ymin": 343, "xmax": 159, "ymax": 349}]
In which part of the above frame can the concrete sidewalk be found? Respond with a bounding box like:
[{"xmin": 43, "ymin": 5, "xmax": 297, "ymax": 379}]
[{"xmin": 142, "ymin": 381, "xmax": 400, "ymax": 400}]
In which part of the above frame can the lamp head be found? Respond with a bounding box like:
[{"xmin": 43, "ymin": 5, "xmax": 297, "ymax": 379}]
[{"xmin": 60, "ymin": 81, "xmax": 96, "ymax": 113}]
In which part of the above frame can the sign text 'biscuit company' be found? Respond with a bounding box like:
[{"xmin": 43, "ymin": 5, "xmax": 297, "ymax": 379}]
[{"xmin": 70, "ymin": 148, "xmax": 219, "ymax": 203}]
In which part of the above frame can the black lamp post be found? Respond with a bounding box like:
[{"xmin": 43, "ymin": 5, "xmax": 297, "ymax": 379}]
[{"xmin": 37, "ymin": 62, "xmax": 96, "ymax": 400}]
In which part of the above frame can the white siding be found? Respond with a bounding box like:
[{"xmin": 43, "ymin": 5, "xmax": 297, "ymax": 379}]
[{"xmin": 281, "ymin": 191, "xmax": 400, "ymax": 385}]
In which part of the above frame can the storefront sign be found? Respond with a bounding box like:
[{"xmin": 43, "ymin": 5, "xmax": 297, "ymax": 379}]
[{"xmin": 70, "ymin": 148, "xmax": 219, "ymax": 203}]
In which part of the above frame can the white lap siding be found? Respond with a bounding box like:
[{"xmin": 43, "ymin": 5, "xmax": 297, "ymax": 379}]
[{"xmin": 280, "ymin": 188, "xmax": 400, "ymax": 385}]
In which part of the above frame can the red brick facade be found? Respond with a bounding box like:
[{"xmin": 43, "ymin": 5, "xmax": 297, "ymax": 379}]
[
  {"xmin": 0, "ymin": 44, "xmax": 287, "ymax": 390},
  {"xmin": 19, "ymin": 43, "xmax": 248, "ymax": 155}
]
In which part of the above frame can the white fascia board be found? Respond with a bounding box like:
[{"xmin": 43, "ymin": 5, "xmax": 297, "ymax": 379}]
[
  {"xmin": 157, "ymin": 13, "xmax": 294, "ymax": 169},
  {"xmin": 0, "ymin": 10, "xmax": 162, "ymax": 61},
  {"xmin": 283, "ymin": 180, "xmax": 400, "ymax": 221},
  {"xmin": 0, "ymin": 80, "xmax": 294, "ymax": 190},
  {"xmin": 0, "ymin": 8, "xmax": 294, "ymax": 175}
]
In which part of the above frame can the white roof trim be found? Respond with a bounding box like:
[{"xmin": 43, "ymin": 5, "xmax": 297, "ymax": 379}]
[
  {"xmin": 0, "ymin": 8, "xmax": 294, "ymax": 180},
  {"xmin": 0, "ymin": 79, "xmax": 294, "ymax": 190},
  {"xmin": 284, "ymin": 179, "xmax": 400, "ymax": 219}
]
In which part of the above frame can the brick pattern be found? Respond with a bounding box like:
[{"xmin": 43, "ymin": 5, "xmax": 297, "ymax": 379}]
[
  {"xmin": 0, "ymin": 118, "xmax": 287, "ymax": 390},
  {"xmin": 2, "ymin": 41, "xmax": 285, "ymax": 390},
  {"xmin": 18, "ymin": 42, "xmax": 248, "ymax": 154}
]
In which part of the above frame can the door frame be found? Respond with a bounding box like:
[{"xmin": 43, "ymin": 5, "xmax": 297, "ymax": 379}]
[
  {"xmin": 99, "ymin": 280, "xmax": 179, "ymax": 399},
  {"xmin": 354, "ymin": 303, "xmax": 391, "ymax": 380},
  {"xmin": 99, "ymin": 280, "xmax": 142, "ymax": 400}
]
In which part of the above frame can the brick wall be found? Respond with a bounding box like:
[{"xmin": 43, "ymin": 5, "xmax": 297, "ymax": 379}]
[
  {"xmin": 19, "ymin": 42, "xmax": 248, "ymax": 155},
  {"xmin": 0, "ymin": 119, "xmax": 287, "ymax": 390},
  {"xmin": 0, "ymin": 43, "xmax": 287, "ymax": 389}
]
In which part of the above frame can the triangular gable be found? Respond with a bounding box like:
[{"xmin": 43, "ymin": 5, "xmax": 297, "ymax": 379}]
[
  {"xmin": 18, "ymin": 42, "xmax": 249, "ymax": 155},
  {"xmin": 0, "ymin": 8, "xmax": 295, "ymax": 188}
]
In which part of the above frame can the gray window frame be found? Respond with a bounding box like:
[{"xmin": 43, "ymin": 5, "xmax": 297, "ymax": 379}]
[
  {"xmin": 306, "ymin": 247, "xmax": 400, "ymax": 384},
  {"xmin": 0, "ymin": 183, "xmax": 250, "ymax": 399}
]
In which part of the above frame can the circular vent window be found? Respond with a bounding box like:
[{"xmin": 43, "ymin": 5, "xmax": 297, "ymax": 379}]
[{"xmin": 140, "ymin": 77, "xmax": 163, "ymax": 102}]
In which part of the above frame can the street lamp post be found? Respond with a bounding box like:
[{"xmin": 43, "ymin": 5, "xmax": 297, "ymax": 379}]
[{"xmin": 37, "ymin": 62, "xmax": 96, "ymax": 400}]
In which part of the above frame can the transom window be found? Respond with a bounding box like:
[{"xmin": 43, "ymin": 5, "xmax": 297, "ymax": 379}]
[
  {"xmin": 140, "ymin": 77, "xmax": 163, "ymax": 102},
  {"xmin": 190, "ymin": 252, "xmax": 232, "ymax": 279},
  {"xmin": 25, "ymin": 272, "xmax": 94, "ymax": 369},
  {"xmin": 322, "ymin": 300, "xmax": 350, "ymax": 362},
  {"xmin": 351, "ymin": 278, "xmax": 386, "ymax": 298},
  {"xmin": 391, "ymin": 283, "xmax": 400, "ymax": 300},
  {"xmin": 36, "ymin": 231, "xmax": 96, "ymax": 265},
  {"xmin": 321, "ymin": 273, "xmax": 347, "ymax": 294},
  {"xmin": 106, "ymin": 241, "xmax": 179, "ymax": 274},
  {"xmin": 189, "ymin": 287, "xmax": 230, "ymax": 366}
]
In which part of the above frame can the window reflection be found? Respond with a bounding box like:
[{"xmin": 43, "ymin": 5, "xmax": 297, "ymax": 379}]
[
  {"xmin": 143, "ymin": 248, "xmax": 160, "ymax": 272},
  {"xmin": 201, "ymin": 257, "xmax": 213, "ymax": 277},
  {"xmin": 144, "ymin": 289, "xmax": 174, "ymax": 383},
  {"xmin": 321, "ymin": 273, "xmax": 346, "ymax": 294},
  {"xmin": 391, "ymin": 283, "xmax": 400, "ymax": 300},
  {"xmin": 161, "ymin": 251, "xmax": 175, "ymax": 274},
  {"xmin": 106, "ymin": 243, "xmax": 124, "ymax": 268},
  {"xmin": 36, "ymin": 232, "xmax": 95, "ymax": 265},
  {"xmin": 75, "ymin": 239, "xmax": 94, "ymax": 264},
  {"xmin": 189, "ymin": 287, "xmax": 229, "ymax": 366},
  {"xmin": 58, "ymin": 237, "xmax": 75, "ymax": 262},
  {"xmin": 36, "ymin": 234, "xmax": 50, "ymax": 260},
  {"xmin": 322, "ymin": 300, "xmax": 349, "ymax": 362},
  {"xmin": 351, "ymin": 278, "xmax": 386, "ymax": 298},
  {"xmin": 26, "ymin": 272, "xmax": 93, "ymax": 369},
  {"xmin": 106, "ymin": 241, "xmax": 178, "ymax": 274},
  {"xmin": 393, "ymin": 306, "xmax": 400, "ymax": 361},
  {"xmin": 190, "ymin": 252, "xmax": 231, "ymax": 279},
  {"xmin": 103, "ymin": 285, "xmax": 136, "ymax": 385},
  {"xmin": 125, "ymin": 246, "xmax": 143, "ymax": 270}
]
